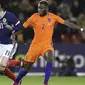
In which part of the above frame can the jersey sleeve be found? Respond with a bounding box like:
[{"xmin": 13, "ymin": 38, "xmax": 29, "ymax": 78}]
[
  {"xmin": 54, "ymin": 14, "xmax": 65, "ymax": 24},
  {"xmin": 8, "ymin": 12, "xmax": 23, "ymax": 31},
  {"xmin": 23, "ymin": 13, "xmax": 36, "ymax": 28}
]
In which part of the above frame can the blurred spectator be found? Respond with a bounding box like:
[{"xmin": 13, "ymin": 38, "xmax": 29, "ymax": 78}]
[
  {"xmin": 71, "ymin": 0, "xmax": 81, "ymax": 18},
  {"xmin": 77, "ymin": 13, "xmax": 85, "ymax": 28},
  {"xmin": 76, "ymin": 12, "xmax": 85, "ymax": 43},
  {"xmin": 57, "ymin": 3, "xmax": 76, "ymax": 21},
  {"xmin": 18, "ymin": 0, "xmax": 34, "ymax": 18},
  {"xmin": 18, "ymin": 12, "xmax": 25, "ymax": 23},
  {"xmin": 62, "ymin": 0, "xmax": 74, "ymax": 6},
  {"xmin": 78, "ymin": 0, "xmax": 85, "ymax": 13},
  {"xmin": 71, "ymin": 34, "xmax": 81, "ymax": 44},
  {"xmin": 19, "ymin": 0, "xmax": 33, "ymax": 12},
  {"xmin": 61, "ymin": 34, "xmax": 72, "ymax": 44},
  {"xmin": 6, "ymin": 0, "xmax": 21, "ymax": 16},
  {"xmin": 48, "ymin": 0, "xmax": 57, "ymax": 14},
  {"xmin": 55, "ymin": 3, "xmax": 77, "ymax": 44}
]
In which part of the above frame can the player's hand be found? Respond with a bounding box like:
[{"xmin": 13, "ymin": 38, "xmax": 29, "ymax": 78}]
[
  {"xmin": 10, "ymin": 34, "xmax": 16, "ymax": 42},
  {"xmin": 10, "ymin": 31, "xmax": 16, "ymax": 43},
  {"xmin": 5, "ymin": 24, "xmax": 12, "ymax": 30}
]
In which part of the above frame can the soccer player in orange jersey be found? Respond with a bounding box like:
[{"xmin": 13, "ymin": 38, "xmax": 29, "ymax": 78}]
[{"xmin": 13, "ymin": 0, "xmax": 84, "ymax": 85}]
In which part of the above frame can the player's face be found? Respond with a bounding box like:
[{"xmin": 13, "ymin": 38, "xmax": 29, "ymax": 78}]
[{"xmin": 38, "ymin": 3, "xmax": 48, "ymax": 16}]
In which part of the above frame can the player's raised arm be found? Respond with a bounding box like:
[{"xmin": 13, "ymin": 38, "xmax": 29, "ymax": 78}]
[
  {"xmin": 55, "ymin": 14, "xmax": 84, "ymax": 32},
  {"xmin": 64, "ymin": 20, "xmax": 84, "ymax": 31}
]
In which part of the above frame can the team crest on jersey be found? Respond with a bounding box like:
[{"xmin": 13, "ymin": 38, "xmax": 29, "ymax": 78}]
[
  {"xmin": 3, "ymin": 18, "xmax": 7, "ymax": 23},
  {"xmin": 47, "ymin": 18, "xmax": 51, "ymax": 26},
  {"xmin": 47, "ymin": 18, "xmax": 51, "ymax": 22}
]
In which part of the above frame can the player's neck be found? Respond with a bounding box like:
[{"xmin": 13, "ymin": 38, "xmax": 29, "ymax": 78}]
[
  {"xmin": 0, "ymin": 8, "xmax": 3, "ymax": 12},
  {"xmin": 40, "ymin": 12, "xmax": 48, "ymax": 17},
  {"xmin": 0, "ymin": 10, "xmax": 5, "ymax": 18}
]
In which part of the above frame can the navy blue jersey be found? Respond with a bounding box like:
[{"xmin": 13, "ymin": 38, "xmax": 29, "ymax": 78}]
[{"xmin": 0, "ymin": 11, "xmax": 22, "ymax": 44}]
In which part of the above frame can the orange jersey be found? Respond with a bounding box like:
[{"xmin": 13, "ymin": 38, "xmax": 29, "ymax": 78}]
[{"xmin": 23, "ymin": 12, "xmax": 65, "ymax": 46}]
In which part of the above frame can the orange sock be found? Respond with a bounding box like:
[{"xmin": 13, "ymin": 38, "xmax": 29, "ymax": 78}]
[{"xmin": 4, "ymin": 68, "xmax": 16, "ymax": 81}]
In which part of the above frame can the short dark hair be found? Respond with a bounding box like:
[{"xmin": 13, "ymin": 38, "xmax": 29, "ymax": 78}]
[{"xmin": 39, "ymin": 0, "xmax": 49, "ymax": 6}]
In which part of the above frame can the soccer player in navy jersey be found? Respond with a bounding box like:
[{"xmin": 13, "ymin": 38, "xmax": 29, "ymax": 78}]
[{"xmin": 0, "ymin": 2, "xmax": 22, "ymax": 84}]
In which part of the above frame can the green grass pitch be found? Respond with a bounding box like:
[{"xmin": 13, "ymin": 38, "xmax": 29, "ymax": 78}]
[{"xmin": 0, "ymin": 75, "xmax": 85, "ymax": 85}]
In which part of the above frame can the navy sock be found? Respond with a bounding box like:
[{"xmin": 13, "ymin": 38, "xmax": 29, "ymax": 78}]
[
  {"xmin": 44, "ymin": 62, "xmax": 52, "ymax": 84},
  {"xmin": 15, "ymin": 68, "xmax": 28, "ymax": 83}
]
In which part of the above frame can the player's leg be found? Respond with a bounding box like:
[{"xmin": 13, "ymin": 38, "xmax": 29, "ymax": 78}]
[
  {"xmin": 4, "ymin": 68, "xmax": 16, "ymax": 80},
  {"xmin": 13, "ymin": 61, "xmax": 33, "ymax": 85},
  {"xmin": 13, "ymin": 44, "xmax": 41, "ymax": 85},
  {"xmin": 7, "ymin": 43, "xmax": 21, "ymax": 67},
  {"xmin": 0, "ymin": 56, "xmax": 16, "ymax": 81},
  {"xmin": 43, "ymin": 50, "xmax": 54, "ymax": 85},
  {"xmin": 0, "ymin": 44, "xmax": 17, "ymax": 81},
  {"xmin": 8, "ymin": 59, "xmax": 22, "ymax": 67},
  {"xmin": 5, "ymin": 60, "xmax": 22, "ymax": 81}
]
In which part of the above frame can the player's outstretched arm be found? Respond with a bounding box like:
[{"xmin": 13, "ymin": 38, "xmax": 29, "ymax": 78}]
[{"xmin": 64, "ymin": 20, "xmax": 84, "ymax": 32}]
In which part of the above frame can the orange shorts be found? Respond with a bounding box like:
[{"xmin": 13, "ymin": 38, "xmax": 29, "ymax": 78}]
[{"xmin": 24, "ymin": 43, "xmax": 54, "ymax": 62}]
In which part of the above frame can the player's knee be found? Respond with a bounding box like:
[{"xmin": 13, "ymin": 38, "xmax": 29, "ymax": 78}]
[
  {"xmin": 0, "ymin": 57, "xmax": 8, "ymax": 67},
  {"xmin": 46, "ymin": 55, "xmax": 54, "ymax": 63},
  {"xmin": 45, "ymin": 53, "xmax": 54, "ymax": 62},
  {"xmin": 22, "ymin": 61, "xmax": 33, "ymax": 71},
  {"xmin": 0, "ymin": 66, "xmax": 5, "ymax": 72},
  {"xmin": 47, "ymin": 56, "xmax": 53, "ymax": 62},
  {"xmin": 0, "ymin": 60, "xmax": 6, "ymax": 72},
  {"xmin": 0, "ymin": 60, "xmax": 7, "ymax": 68},
  {"xmin": 45, "ymin": 50, "xmax": 54, "ymax": 62}
]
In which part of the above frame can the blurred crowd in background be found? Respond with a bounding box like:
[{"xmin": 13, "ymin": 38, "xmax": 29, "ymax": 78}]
[{"xmin": 2, "ymin": 0, "xmax": 85, "ymax": 44}]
